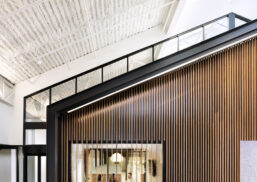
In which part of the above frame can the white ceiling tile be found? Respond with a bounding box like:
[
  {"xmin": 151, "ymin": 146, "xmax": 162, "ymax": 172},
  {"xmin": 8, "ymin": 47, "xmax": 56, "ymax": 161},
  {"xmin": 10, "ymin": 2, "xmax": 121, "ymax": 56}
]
[{"xmin": 0, "ymin": 0, "xmax": 174, "ymax": 83}]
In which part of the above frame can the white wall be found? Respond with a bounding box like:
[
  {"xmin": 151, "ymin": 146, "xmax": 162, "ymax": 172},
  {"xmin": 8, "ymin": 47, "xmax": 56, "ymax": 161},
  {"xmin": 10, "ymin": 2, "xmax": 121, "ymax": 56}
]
[
  {"xmin": 241, "ymin": 141, "xmax": 257, "ymax": 182},
  {"xmin": 0, "ymin": 101, "xmax": 13, "ymax": 144},
  {"xmin": 0, "ymin": 149, "xmax": 12, "ymax": 182},
  {"xmin": 169, "ymin": 0, "xmax": 257, "ymax": 35}
]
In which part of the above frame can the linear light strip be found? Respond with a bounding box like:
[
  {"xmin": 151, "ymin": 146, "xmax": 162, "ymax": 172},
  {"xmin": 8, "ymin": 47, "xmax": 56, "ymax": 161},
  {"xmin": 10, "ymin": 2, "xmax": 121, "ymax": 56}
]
[{"xmin": 68, "ymin": 33, "xmax": 257, "ymax": 113}]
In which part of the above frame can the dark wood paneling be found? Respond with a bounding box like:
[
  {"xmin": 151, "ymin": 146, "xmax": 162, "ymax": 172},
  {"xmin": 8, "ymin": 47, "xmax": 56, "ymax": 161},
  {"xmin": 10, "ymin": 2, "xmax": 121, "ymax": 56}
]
[{"xmin": 60, "ymin": 37, "xmax": 257, "ymax": 182}]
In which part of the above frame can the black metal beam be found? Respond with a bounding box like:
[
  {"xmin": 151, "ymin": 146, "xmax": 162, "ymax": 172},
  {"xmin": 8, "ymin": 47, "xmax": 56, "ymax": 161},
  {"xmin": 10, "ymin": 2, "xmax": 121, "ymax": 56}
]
[
  {"xmin": 0, "ymin": 144, "xmax": 21, "ymax": 150},
  {"xmin": 23, "ymin": 145, "xmax": 46, "ymax": 156},
  {"xmin": 229, "ymin": 13, "xmax": 236, "ymax": 29},
  {"xmin": 24, "ymin": 122, "xmax": 46, "ymax": 130},
  {"xmin": 47, "ymin": 19, "xmax": 257, "ymax": 182}
]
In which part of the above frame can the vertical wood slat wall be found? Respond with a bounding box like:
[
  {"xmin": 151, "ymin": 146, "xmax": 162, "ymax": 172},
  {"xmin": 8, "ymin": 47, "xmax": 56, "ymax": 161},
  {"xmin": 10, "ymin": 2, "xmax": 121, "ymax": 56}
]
[{"xmin": 60, "ymin": 37, "xmax": 257, "ymax": 182}]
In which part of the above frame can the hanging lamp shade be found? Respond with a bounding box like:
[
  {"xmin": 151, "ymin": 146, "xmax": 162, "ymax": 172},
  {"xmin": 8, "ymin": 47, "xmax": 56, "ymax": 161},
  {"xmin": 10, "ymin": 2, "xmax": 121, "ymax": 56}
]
[{"xmin": 110, "ymin": 152, "xmax": 123, "ymax": 164}]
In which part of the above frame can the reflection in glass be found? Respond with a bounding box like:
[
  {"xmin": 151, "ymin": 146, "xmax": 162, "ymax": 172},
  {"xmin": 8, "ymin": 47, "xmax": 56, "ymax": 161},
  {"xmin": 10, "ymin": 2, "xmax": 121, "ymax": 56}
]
[
  {"xmin": 204, "ymin": 17, "xmax": 229, "ymax": 40},
  {"xmin": 51, "ymin": 79, "xmax": 75, "ymax": 103},
  {"xmin": 77, "ymin": 69, "xmax": 102, "ymax": 92},
  {"xmin": 72, "ymin": 144, "xmax": 162, "ymax": 182},
  {"xmin": 179, "ymin": 27, "xmax": 203, "ymax": 50},
  {"xmin": 26, "ymin": 90, "xmax": 49, "ymax": 122},
  {"xmin": 155, "ymin": 37, "xmax": 178, "ymax": 60},
  {"xmin": 27, "ymin": 156, "xmax": 38, "ymax": 182},
  {"xmin": 103, "ymin": 59, "xmax": 127, "ymax": 81},
  {"xmin": 18, "ymin": 147, "xmax": 24, "ymax": 182},
  {"xmin": 25, "ymin": 129, "xmax": 46, "ymax": 145},
  {"xmin": 128, "ymin": 48, "xmax": 152, "ymax": 71}
]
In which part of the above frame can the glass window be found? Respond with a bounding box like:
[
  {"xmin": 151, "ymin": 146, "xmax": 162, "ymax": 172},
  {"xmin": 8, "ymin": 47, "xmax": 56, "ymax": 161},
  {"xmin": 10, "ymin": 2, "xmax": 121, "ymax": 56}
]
[
  {"xmin": 72, "ymin": 143, "xmax": 163, "ymax": 182},
  {"xmin": 51, "ymin": 79, "xmax": 75, "ymax": 103},
  {"xmin": 18, "ymin": 147, "xmax": 23, "ymax": 182},
  {"xmin": 103, "ymin": 59, "xmax": 127, "ymax": 81},
  {"xmin": 128, "ymin": 48, "xmax": 152, "ymax": 71},
  {"xmin": 25, "ymin": 129, "xmax": 46, "ymax": 145},
  {"xmin": 179, "ymin": 27, "xmax": 203, "ymax": 50},
  {"xmin": 204, "ymin": 17, "xmax": 229, "ymax": 40},
  {"xmin": 155, "ymin": 37, "xmax": 178, "ymax": 60},
  {"xmin": 41, "ymin": 156, "xmax": 46, "ymax": 182},
  {"xmin": 77, "ymin": 69, "xmax": 102, "ymax": 93},
  {"xmin": 27, "ymin": 156, "xmax": 38, "ymax": 182},
  {"xmin": 25, "ymin": 90, "xmax": 49, "ymax": 122},
  {"xmin": 235, "ymin": 18, "xmax": 247, "ymax": 27}
]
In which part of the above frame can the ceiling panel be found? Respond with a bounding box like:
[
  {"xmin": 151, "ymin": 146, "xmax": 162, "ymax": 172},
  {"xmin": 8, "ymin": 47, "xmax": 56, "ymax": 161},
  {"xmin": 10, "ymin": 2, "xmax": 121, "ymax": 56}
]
[{"xmin": 0, "ymin": 0, "xmax": 177, "ymax": 83}]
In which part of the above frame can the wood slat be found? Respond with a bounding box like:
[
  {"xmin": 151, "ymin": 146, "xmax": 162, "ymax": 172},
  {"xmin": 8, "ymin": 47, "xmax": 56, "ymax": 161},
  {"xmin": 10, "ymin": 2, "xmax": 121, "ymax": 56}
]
[{"xmin": 60, "ymin": 37, "xmax": 257, "ymax": 182}]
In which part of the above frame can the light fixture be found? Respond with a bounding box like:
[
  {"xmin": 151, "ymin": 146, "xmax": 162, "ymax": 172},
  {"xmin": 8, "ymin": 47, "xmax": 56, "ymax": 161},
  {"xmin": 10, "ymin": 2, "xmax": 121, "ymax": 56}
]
[{"xmin": 111, "ymin": 152, "xmax": 123, "ymax": 164}]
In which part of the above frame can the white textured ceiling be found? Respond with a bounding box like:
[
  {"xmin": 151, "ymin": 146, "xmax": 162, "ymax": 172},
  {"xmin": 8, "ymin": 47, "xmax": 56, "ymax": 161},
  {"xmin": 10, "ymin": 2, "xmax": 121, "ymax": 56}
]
[{"xmin": 0, "ymin": 0, "xmax": 177, "ymax": 84}]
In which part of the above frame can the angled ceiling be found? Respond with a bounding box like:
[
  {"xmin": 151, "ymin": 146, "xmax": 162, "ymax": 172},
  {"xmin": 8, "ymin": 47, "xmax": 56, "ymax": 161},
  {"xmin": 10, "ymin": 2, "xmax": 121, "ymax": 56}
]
[{"xmin": 0, "ymin": 0, "xmax": 178, "ymax": 84}]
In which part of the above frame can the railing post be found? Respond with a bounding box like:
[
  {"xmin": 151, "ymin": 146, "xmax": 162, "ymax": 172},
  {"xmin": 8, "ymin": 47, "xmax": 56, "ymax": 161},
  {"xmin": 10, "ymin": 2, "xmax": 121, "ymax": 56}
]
[
  {"xmin": 75, "ymin": 77, "xmax": 78, "ymax": 94},
  {"xmin": 127, "ymin": 56, "xmax": 129, "ymax": 72},
  {"xmin": 49, "ymin": 88, "xmax": 52, "ymax": 104},
  {"xmin": 202, "ymin": 26, "xmax": 205, "ymax": 40},
  {"xmin": 101, "ymin": 67, "xmax": 104, "ymax": 83},
  {"xmin": 228, "ymin": 13, "xmax": 236, "ymax": 30},
  {"xmin": 152, "ymin": 46, "xmax": 155, "ymax": 62},
  {"xmin": 177, "ymin": 36, "xmax": 180, "ymax": 51}
]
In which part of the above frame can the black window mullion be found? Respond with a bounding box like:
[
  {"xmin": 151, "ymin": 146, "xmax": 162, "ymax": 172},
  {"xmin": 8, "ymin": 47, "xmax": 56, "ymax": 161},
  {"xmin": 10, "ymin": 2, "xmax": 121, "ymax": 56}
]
[
  {"xmin": 24, "ymin": 122, "xmax": 46, "ymax": 130},
  {"xmin": 38, "ymin": 156, "xmax": 41, "ymax": 182}
]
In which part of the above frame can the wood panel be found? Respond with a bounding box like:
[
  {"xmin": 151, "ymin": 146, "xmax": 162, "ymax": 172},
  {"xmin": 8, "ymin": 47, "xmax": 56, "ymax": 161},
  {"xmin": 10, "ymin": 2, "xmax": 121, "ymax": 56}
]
[{"xmin": 60, "ymin": 37, "xmax": 257, "ymax": 182}]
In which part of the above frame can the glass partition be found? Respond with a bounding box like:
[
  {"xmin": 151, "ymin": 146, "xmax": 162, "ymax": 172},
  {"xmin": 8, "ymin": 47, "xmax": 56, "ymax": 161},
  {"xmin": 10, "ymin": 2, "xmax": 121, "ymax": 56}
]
[
  {"xmin": 24, "ymin": 13, "xmax": 246, "ymax": 128},
  {"xmin": 25, "ymin": 89, "xmax": 49, "ymax": 122},
  {"xmin": 204, "ymin": 17, "xmax": 229, "ymax": 40},
  {"xmin": 26, "ymin": 156, "xmax": 46, "ymax": 182},
  {"xmin": 77, "ymin": 69, "xmax": 102, "ymax": 92},
  {"xmin": 179, "ymin": 27, "xmax": 203, "ymax": 50},
  {"xmin": 155, "ymin": 37, "xmax": 178, "ymax": 60},
  {"xmin": 103, "ymin": 59, "xmax": 127, "ymax": 81},
  {"xmin": 51, "ymin": 79, "xmax": 76, "ymax": 103},
  {"xmin": 25, "ymin": 129, "xmax": 46, "ymax": 145},
  {"xmin": 128, "ymin": 48, "xmax": 152, "ymax": 71}
]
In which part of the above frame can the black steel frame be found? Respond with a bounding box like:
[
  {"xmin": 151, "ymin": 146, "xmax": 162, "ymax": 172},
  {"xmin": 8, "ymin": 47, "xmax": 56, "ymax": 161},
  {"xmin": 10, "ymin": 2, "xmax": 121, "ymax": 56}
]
[
  {"xmin": 23, "ymin": 12, "xmax": 249, "ymax": 99},
  {"xmin": 22, "ymin": 13, "xmax": 250, "ymax": 144},
  {"xmin": 23, "ymin": 13, "xmax": 250, "ymax": 149},
  {"xmin": 47, "ymin": 18, "xmax": 257, "ymax": 182},
  {"xmin": 22, "ymin": 13, "xmax": 250, "ymax": 143}
]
